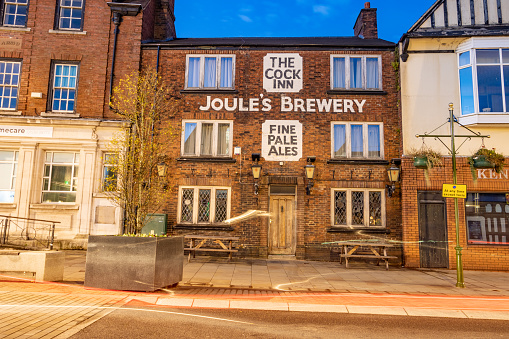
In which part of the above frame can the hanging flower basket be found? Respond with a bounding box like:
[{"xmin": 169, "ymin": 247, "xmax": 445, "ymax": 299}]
[
  {"xmin": 471, "ymin": 155, "xmax": 495, "ymax": 169},
  {"xmin": 409, "ymin": 148, "xmax": 442, "ymax": 170},
  {"xmin": 468, "ymin": 148, "xmax": 504, "ymax": 174},
  {"xmin": 413, "ymin": 156, "xmax": 428, "ymax": 169}
]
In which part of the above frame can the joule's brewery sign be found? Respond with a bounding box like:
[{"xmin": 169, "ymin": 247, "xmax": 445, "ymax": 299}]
[
  {"xmin": 262, "ymin": 120, "xmax": 302, "ymax": 161},
  {"xmin": 263, "ymin": 53, "xmax": 303, "ymax": 93}
]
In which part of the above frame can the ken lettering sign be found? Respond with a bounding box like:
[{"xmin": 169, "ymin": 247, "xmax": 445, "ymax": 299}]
[
  {"xmin": 263, "ymin": 53, "xmax": 303, "ymax": 93},
  {"xmin": 262, "ymin": 120, "xmax": 302, "ymax": 161}
]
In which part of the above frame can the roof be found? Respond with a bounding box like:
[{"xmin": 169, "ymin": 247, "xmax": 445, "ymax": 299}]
[{"xmin": 142, "ymin": 37, "xmax": 395, "ymax": 49}]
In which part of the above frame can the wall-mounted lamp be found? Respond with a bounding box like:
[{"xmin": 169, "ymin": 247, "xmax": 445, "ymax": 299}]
[
  {"xmin": 251, "ymin": 153, "xmax": 261, "ymax": 195},
  {"xmin": 157, "ymin": 162, "xmax": 167, "ymax": 177},
  {"xmin": 386, "ymin": 158, "xmax": 401, "ymax": 198},
  {"xmin": 305, "ymin": 156, "xmax": 316, "ymax": 195}
]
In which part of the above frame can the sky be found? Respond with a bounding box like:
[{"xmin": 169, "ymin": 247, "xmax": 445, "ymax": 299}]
[{"xmin": 174, "ymin": 0, "xmax": 438, "ymax": 43}]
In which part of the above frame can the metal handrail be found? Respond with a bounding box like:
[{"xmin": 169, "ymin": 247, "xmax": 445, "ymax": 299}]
[{"xmin": 0, "ymin": 215, "xmax": 60, "ymax": 250}]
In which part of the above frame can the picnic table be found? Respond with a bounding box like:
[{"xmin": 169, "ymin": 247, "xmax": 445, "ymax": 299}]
[
  {"xmin": 339, "ymin": 241, "xmax": 397, "ymax": 270},
  {"xmin": 184, "ymin": 235, "xmax": 239, "ymax": 262}
]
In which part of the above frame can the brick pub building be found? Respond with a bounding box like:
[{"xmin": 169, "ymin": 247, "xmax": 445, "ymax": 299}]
[{"xmin": 144, "ymin": 3, "xmax": 403, "ymax": 260}]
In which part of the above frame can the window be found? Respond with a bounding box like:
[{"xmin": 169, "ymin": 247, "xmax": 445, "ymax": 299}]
[
  {"xmin": 331, "ymin": 122, "xmax": 383, "ymax": 159},
  {"xmin": 465, "ymin": 193, "xmax": 509, "ymax": 245},
  {"xmin": 459, "ymin": 48, "xmax": 509, "ymax": 115},
  {"xmin": 0, "ymin": 150, "xmax": 18, "ymax": 203},
  {"xmin": 330, "ymin": 55, "xmax": 381, "ymax": 90},
  {"xmin": 182, "ymin": 120, "xmax": 232, "ymax": 157},
  {"xmin": 1, "ymin": 0, "xmax": 28, "ymax": 27},
  {"xmin": 56, "ymin": 0, "xmax": 84, "ymax": 30},
  {"xmin": 0, "ymin": 60, "xmax": 21, "ymax": 110},
  {"xmin": 42, "ymin": 151, "xmax": 79, "ymax": 203},
  {"xmin": 178, "ymin": 186, "xmax": 230, "ymax": 224},
  {"xmin": 102, "ymin": 153, "xmax": 117, "ymax": 192},
  {"xmin": 185, "ymin": 55, "xmax": 235, "ymax": 89},
  {"xmin": 50, "ymin": 62, "xmax": 78, "ymax": 113},
  {"xmin": 332, "ymin": 188, "xmax": 385, "ymax": 227}
]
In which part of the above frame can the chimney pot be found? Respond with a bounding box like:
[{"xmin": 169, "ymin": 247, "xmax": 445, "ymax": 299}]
[{"xmin": 365, "ymin": 2, "xmax": 370, "ymax": 9}]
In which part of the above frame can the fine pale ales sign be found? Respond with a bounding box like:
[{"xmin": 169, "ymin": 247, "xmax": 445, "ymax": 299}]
[
  {"xmin": 442, "ymin": 184, "xmax": 467, "ymax": 199},
  {"xmin": 262, "ymin": 120, "xmax": 302, "ymax": 161}
]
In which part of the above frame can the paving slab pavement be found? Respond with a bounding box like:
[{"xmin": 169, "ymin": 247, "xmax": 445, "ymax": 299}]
[{"xmin": 1, "ymin": 250, "xmax": 509, "ymax": 338}]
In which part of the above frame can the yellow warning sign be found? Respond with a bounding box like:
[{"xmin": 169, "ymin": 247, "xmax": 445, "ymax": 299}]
[{"xmin": 442, "ymin": 184, "xmax": 467, "ymax": 199}]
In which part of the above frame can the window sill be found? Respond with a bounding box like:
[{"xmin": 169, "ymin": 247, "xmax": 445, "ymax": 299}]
[
  {"xmin": 457, "ymin": 113, "xmax": 509, "ymax": 126},
  {"xmin": 0, "ymin": 26, "xmax": 30, "ymax": 32},
  {"xmin": 327, "ymin": 90, "xmax": 387, "ymax": 96},
  {"xmin": 327, "ymin": 227, "xmax": 390, "ymax": 234},
  {"xmin": 93, "ymin": 192, "xmax": 115, "ymax": 198},
  {"xmin": 0, "ymin": 111, "xmax": 22, "ymax": 116},
  {"xmin": 48, "ymin": 29, "xmax": 87, "ymax": 35},
  {"xmin": 180, "ymin": 89, "xmax": 238, "ymax": 94},
  {"xmin": 174, "ymin": 224, "xmax": 234, "ymax": 231},
  {"xmin": 41, "ymin": 112, "xmax": 80, "ymax": 118},
  {"xmin": 30, "ymin": 203, "xmax": 79, "ymax": 210},
  {"xmin": 177, "ymin": 157, "xmax": 236, "ymax": 163},
  {"xmin": 0, "ymin": 203, "xmax": 16, "ymax": 209},
  {"xmin": 327, "ymin": 159, "xmax": 389, "ymax": 165}
]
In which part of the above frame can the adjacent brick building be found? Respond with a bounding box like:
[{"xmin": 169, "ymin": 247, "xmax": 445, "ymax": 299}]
[
  {"xmin": 142, "ymin": 3, "xmax": 403, "ymax": 260},
  {"xmin": 400, "ymin": 0, "xmax": 509, "ymax": 271},
  {"xmin": 0, "ymin": 0, "xmax": 174, "ymax": 246}
]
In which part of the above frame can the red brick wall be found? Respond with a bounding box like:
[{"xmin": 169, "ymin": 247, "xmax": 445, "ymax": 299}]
[
  {"xmin": 142, "ymin": 46, "xmax": 402, "ymax": 260},
  {"xmin": 402, "ymin": 157, "xmax": 509, "ymax": 271},
  {"xmin": 0, "ymin": 0, "xmax": 143, "ymax": 119}
]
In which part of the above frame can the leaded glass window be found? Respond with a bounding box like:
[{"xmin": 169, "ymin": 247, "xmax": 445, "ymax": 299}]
[
  {"xmin": 332, "ymin": 189, "xmax": 385, "ymax": 228},
  {"xmin": 179, "ymin": 186, "xmax": 230, "ymax": 224}
]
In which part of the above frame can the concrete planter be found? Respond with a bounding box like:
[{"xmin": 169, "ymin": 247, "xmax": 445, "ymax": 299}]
[{"xmin": 84, "ymin": 235, "xmax": 184, "ymax": 292}]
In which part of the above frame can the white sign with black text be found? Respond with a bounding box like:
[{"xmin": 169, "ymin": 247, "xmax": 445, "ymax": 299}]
[
  {"xmin": 0, "ymin": 125, "xmax": 53, "ymax": 138},
  {"xmin": 262, "ymin": 120, "xmax": 302, "ymax": 161},
  {"xmin": 263, "ymin": 53, "xmax": 303, "ymax": 93}
]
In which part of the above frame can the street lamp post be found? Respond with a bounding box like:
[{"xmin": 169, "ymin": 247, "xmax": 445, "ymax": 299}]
[{"xmin": 416, "ymin": 103, "xmax": 490, "ymax": 288}]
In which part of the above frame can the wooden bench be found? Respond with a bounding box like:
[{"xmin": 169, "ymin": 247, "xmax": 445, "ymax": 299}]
[
  {"xmin": 339, "ymin": 242, "xmax": 397, "ymax": 270},
  {"xmin": 184, "ymin": 235, "xmax": 239, "ymax": 262}
]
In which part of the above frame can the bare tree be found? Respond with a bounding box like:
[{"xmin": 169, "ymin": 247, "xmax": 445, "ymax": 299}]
[{"xmin": 105, "ymin": 68, "xmax": 176, "ymax": 234}]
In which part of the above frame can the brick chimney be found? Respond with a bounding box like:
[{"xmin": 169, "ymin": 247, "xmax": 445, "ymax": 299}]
[{"xmin": 353, "ymin": 2, "xmax": 378, "ymax": 39}]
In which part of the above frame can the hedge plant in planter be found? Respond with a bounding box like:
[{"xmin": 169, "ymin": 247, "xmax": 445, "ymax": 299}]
[{"xmin": 468, "ymin": 148, "xmax": 504, "ymax": 179}]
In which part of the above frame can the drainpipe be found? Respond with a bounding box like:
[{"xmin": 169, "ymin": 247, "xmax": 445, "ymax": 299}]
[{"xmin": 107, "ymin": 2, "xmax": 142, "ymax": 105}]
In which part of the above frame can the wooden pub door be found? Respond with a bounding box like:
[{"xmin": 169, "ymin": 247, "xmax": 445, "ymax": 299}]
[
  {"xmin": 269, "ymin": 195, "xmax": 295, "ymax": 255},
  {"xmin": 418, "ymin": 192, "xmax": 449, "ymax": 268}
]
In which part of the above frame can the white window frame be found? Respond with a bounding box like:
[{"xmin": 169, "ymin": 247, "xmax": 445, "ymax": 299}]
[
  {"xmin": 330, "ymin": 122, "xmax": 384, "ymax": 159},
  {"xmin": 0, "ymin": 150, "xmax": 18, "ymax": 203},
  {"xmin": 102, "ymin": 152, "xmax": 117, "ymax": 192},
  {"xmin": 0, "ymin": 60, "xmax": 21, "ymax": 111},
  {"xmin": 331, "ymin": 188, "xmax": 386, "ymax": 228},
  {"xmin": 181, "ymin": 120, "xmax": 233, "ymax": 157},
  {"xmin": 41, "ymin": 151, "xmax": 79, "ymax": 203},
  {"xmin": 330, "ymin": 55, "xmax": 382, "ymax": 90},
  {"xmin": 57, "ymin": 0, "xmax": 84, "ymax": 31},
  {"xmin": 2, "ymin": 0, "xmax": 29, "ymax": 27},
  {"xmin": 184, "ymin": 54, "xmax": 235, "ymax": 90},
  {"xmin": 457, "ymin": 38, "xmax": 509, "ymax": 125},
  {"xmin": 177, "ymin": 186, "xmax": 231, "ymax": 224},
  {"xmin": 51, "ymin": 62, "xmax": 79, "ymax": 113}
]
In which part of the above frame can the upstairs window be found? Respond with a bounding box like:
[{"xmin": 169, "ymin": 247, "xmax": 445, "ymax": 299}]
[
  {"xmin": 331, "ymin": 122, "xmax": 383, "ymax": 159},
  {"xmin": 0, "ymin": 60, "xmax": 21, "ymax": 110},
  {"xmin": 459, "ymin": 48, "xmax": 509, "ymax": 115},
  {"xmin": 50, "ymin": 62, "xmax": 78, "ymax": 113},
  {"xmin": 331, "ymin": 55, "xmax": 381, "ymax": 90},
  {"xmin": 182, "ymin": 120, "xmax": 232, "ymax": 157},
  {"xmin": 56, "ymin": 0, "xmax": 84, "ymax": 30},
  {"xmin": 185, "ymin": 55, "xmax": 235, "ymax": 90},
  {"xmin": 1, "ymin": 0, "xmax": 29, "ymax": 27}
]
